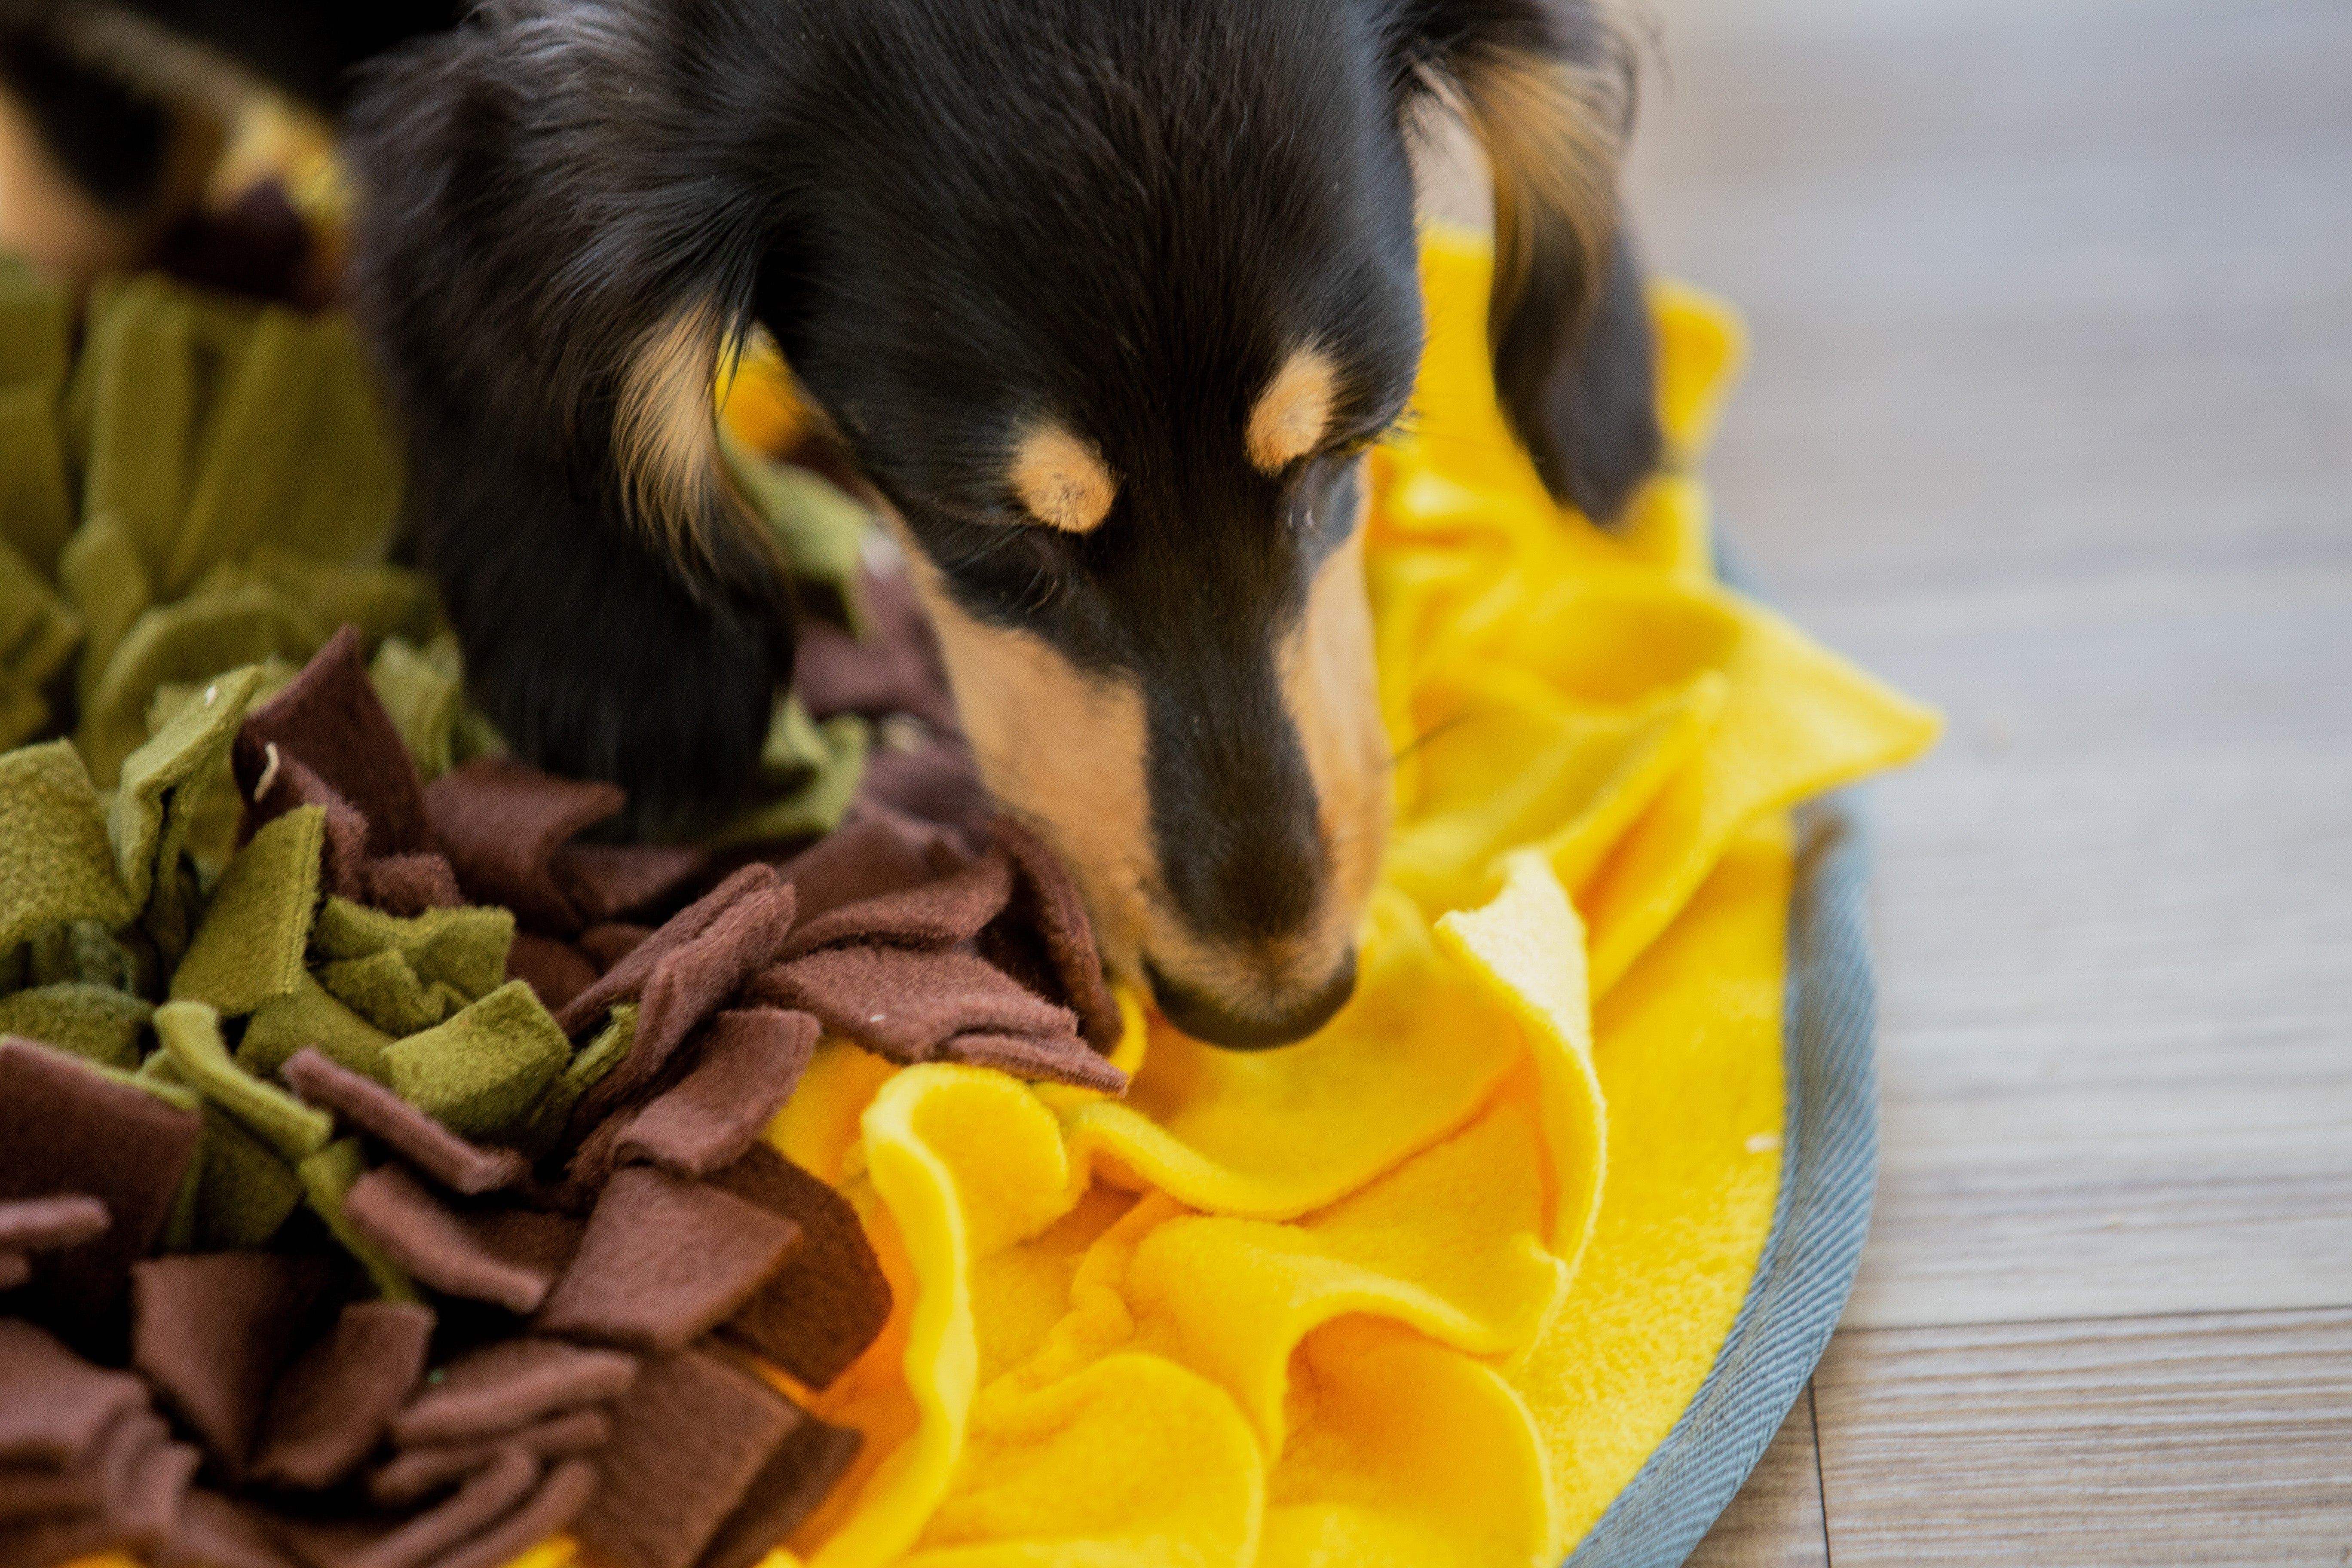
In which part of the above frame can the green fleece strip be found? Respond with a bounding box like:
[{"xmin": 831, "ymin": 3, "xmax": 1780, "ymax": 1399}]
[
  {"xmin": 58, "ymin": 511, "xmax": 154, "ymax": 707},
  {"xmin": 22, "ymin": 919, "xmax": 144, "ymax": 992},
  {"xmin": 194, "ymin": 1102, "xmax": 306, "ymax": 1251},
  {"xmin": 312, "ymin": 898, "xmax": 515, "ymax": 1001},
  {"xmin": 0, "ymin": 535, "xmax": 82, "ymax": 749},
  {"xmin": 80, "ymin": 300, "xmax": 203, "ymax": 581},
  {"xmin": 239, "ymin": 970, "xmax": 397, "ymax": 1084},
  {"xmin": 0, "ymin": 741, "xmax": 136, "ymax": 949},
  {"xmin": 0, "ymin": 273, "xmax": 69, "ymax": 398},
  {"xmin": 0, "ymin": 381, "xmax": 74, "ymax": 579},
  {"xmin": 299, "ymin": 1137, "xmax": 418, "ymax": 1302},
  {"xmin": 239, "ymin": 549, "xmax": 439, "ymax": 650},
  {"xmin": 172, "ymin": 805, "xmax": 325, "ymax": 1017},
  {"xmin": 170, "ymin": 311, "xmax": 404, "ymax": 596},
  {"xmin": 712, "ymin": 708, "xmax": 870, "ymax": 848},
  {"xmin": 79, "ymin": 584, "xmax": 322, "ymax": 788},
  {"xmin": 723, "ymin": 424, "xmax": 873, "ymax": 634},
  {"xmin": 0, "ymin": 690, "xmax": 42, "ymax": 755},
  {"xmin": 0, "ymin": 983, "xmax": 152, "ymax": 1071},
  {"xmin": 369, "ymin": 635, "xmax": 462, "ymax": 782},
  {"xmin": 111, "ymin": 662, "xmax": 262, "ymax": 910},
  {"xmin": 518, "ymin": 1001, "xmax": 639, "ymax": 1158},
  {"xmin": 155, "ymin": 999, "xmax": 333, "ymax": 1161},
  {"xmin": 384, "ymin": 980, "xmax": 570, "ymax": 1143},
  {"xmin": 315, "ymin": 949, "xmax": 466, "ymax": 1037}
]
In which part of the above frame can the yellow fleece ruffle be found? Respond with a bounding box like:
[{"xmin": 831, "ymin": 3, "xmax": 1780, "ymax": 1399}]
[{"xmin": 759, "ymin": 228, "xmax": 1938, "ymax": 1568}]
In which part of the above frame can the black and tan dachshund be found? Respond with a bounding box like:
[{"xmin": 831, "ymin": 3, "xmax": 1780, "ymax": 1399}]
[{"xmin": 0, "ymin": 0, "xmax": 1659, "ymax": 1048}]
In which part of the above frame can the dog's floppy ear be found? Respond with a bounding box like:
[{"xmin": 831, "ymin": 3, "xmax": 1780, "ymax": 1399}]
[
  {"xmin": 1396, "ymin": 0, "xmax": 1661, "ymax": 523},
  {"xmin": 342, "ymin": 8, "xmax": 792, "ymax": 833}
]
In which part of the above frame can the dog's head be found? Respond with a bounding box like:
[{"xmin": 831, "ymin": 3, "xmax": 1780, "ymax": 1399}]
[
  {"xmin": 731, "ymin": 0, "xmax": 1659, "ymax": 1047},
  {"xmin": 355, "ymin": 0, "xmax": 1657, "ymax": 1048}
]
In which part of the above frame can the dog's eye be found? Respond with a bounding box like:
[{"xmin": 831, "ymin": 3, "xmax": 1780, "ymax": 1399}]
[{"xmin": 1287, "ymin": 451, "xmax": 1365, "ymax": 542}]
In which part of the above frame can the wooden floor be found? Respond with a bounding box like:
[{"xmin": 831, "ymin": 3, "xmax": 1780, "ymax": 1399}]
[{"xmin": 1609, "ymin": 0, "xmax": 2352, "ymax": 1562}]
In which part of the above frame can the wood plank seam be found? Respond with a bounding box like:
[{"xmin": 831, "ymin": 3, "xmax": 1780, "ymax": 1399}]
[{"xmin": 1808, "ymin": 1381, "xmax": 1835, "ymax": 1568}]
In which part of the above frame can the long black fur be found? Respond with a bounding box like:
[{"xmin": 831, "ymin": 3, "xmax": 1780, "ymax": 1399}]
[
  {"xmin": 342, "ymin": 3, "xmax": 796, "ymax": 836},
  {"xmin": 11, "ymin": 0, "xmax": 1660, "ymax": 857}
]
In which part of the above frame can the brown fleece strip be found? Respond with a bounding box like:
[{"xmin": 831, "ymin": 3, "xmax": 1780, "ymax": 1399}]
[
  {"xmin": 131, "ymin": 1254, "xmax": 328, "ymax": 1476},
  {"xmin": 238, "ymin": 741, "xmax": 458, "ymax": 919},
  {"xmin": 505, "ymin": 934, "xmax": 599, "ymax": 1015},
  {"xmin": 4, "ymin": 1422, "xmax": 197, "ymax": 1568},
  {"xmin": 367, "ymin": 1409, "xmax": 609, "ymax": 1507},
  {"xmin": 0, "ymin": 1512, "xmax": 125, "ymax": 1568},
  {"xmin": 555, "ymin": 865, "xmax": 781, "ymax": 1038},
  {"xmin": 0, "ymin": 1405, "xmax": 153, "ymax": 1521},
  {"xmin": 430, "ymin": 1456, "xmax": 598, "ymax": 1568},
  {"xmin": 551, "ymin": 844, "xmax": 707, "ymax": 930},
  {"xmin": 851, "ymin": 736, "xmax": 992, "ymax": 841},
  {"xmin": 273, "ymin": 1449, "xmax": 542, "ymax": 1568},
  {"xmin": 251, "ymin": 1301, "xmax": 436, "ymax": 1492},
  {"xmin": 0, "ymin": 1040, "xmax": 201, "ymax": 1329},
  {"xmin": 282, "ymin": 1050, "xmax": 529, "ymax": 1197},
  {"xmin": 571, "ymin": 883, "xmax": 801, "ymax": 1133},
  {"xmin": 0, "ymin": 1424, "xmax": 199, "ymax": 1568},
  {"xmin": 577, "ymin": 924, "xmax": 653, "ymax": 973},
  {"xmin": 423, "ymin": 760, "xmax": 625, "ymax": 934},
  {"xmin": 940, "ymin": 1032, "xmax": 1127, "ymax": 1094},
  {"xmin": 987, "ymin": 814, "xmax": 1124, "ymax": 1053},
  {"xmin": 600, "ymin": 1008, "xmax": 819, "ymax": 1181},
  {"xmin": 711, "ymin": 1146, "xmax": 892, "ymax": 1391},
  {"xmin": 793, "ymin": 567, "xmax": 960, "ymax": 736},
  {"xmin": 0, "ymin": 1256, "xmax": 26, "ymax": 1291},
  {"xmin": 756, "ymin": 945, "xmax": 1076, "ymax": 1063},
  {"xmin": 775, "ymin": 812, "xmax": 959, "ymax": 925},
  {"xmin": 0, "ymin": 1455, "xmax": 95, "ymax": 1521},
  {"xmin": 0, "ymin": 1321, "xmax": 150, "ymax": 1466},
  {"xmin": 160, "ymin": 1489, "xmax": 298, "ymax": 1568},
  {"xmin": 695, "ymin": 1406, "xmax": 862, "ymax": 1568},
  {"xmin": 571, "ymin": 1350, "xmax": 797, "ymax": 1568},
  {"xmin": 340, "ymin": 1446, "xmax": 539, "ymax": 1568},
  {"xmin": 388, "ymin": 1340, "xmax": 639, "ymax": 1451},
  {"xmin": 360, "ymin": 854, "xmax": 466, "ymax": 919},
  {"xmin": 535, "ymin": 1168, "xmax": 802, "ymax": 1356},
  {"xmin": 343, "ymin": 1167, "xmax": 564, "ymax": 1314},
  {"xmin": 239, "ymin": 626, "xmax": 431, "ymax": 861},
  {"xmin": 249, "ymin": 748, "xmax": 368, "ymax": 891},
  {"xmin": 778, "ymin": 847, "xmax": 1011, "ymax": 958},
  {"xmin": 0, "ymin": 1196, "xmax": 110, "ymax": 1256},
  {"xmin": 118, "ymin": 1429, "xmax": 201, "ymax": 1537}
]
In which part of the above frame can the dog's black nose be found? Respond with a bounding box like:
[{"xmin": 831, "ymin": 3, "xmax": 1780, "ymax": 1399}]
[{"xmin": 1145, "ymin": 949, "xmax": 1359, "ymax": 1051}]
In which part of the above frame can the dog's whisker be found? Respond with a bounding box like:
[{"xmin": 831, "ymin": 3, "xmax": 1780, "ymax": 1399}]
[
  {"xmin": 1386, "ymin": 713, "xmax": 1468, "ymax": 772},
  {"xmin": 1406, "ymin": 428, "xmax": 1538, "ymax": 460}
]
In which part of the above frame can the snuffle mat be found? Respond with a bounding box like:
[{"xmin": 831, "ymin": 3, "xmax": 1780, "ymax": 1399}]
[{"xmin": 0, "ymin": 222, "xmax": 1938, "ymax": 1568}]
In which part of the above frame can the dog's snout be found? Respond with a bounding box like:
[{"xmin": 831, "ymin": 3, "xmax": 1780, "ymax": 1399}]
[{"xmin": 1147, "ymin": 948, "xmax": 1358, "ymax": 1050}]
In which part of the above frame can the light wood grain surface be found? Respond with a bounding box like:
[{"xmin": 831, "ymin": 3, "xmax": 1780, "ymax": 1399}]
[
  {"xmin": 1813, "ymin": 1311, "xmax": 2352, "ymax": 1566},
  {"xmin": 1615, "ymin": 0, "xmax": 2352, "ymax": 1559},
  {"xmin": 1683, "ymin": 1391, "xmax": 1829, "ymax": 1568}
]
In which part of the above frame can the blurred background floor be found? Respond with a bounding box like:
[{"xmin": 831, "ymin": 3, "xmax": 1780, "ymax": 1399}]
[{"xmin": 1605, "ymin": 0, "xmax": 2352, "ymax": 1561}]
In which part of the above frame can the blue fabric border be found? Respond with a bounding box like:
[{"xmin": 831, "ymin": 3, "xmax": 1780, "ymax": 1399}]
[{"xmin": 1562, "ymin": 789, "xmax": 1879, "ymax": 1567}]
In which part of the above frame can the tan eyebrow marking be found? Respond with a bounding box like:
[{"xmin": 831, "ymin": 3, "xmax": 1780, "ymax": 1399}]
[
  {"xmin": 1011, "ymin": 423, "xmax": 1119, "ymax": 533},
  {"xmin": 1246, "ymin": 347, "xmax": 1341, "ymax": 475}
]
